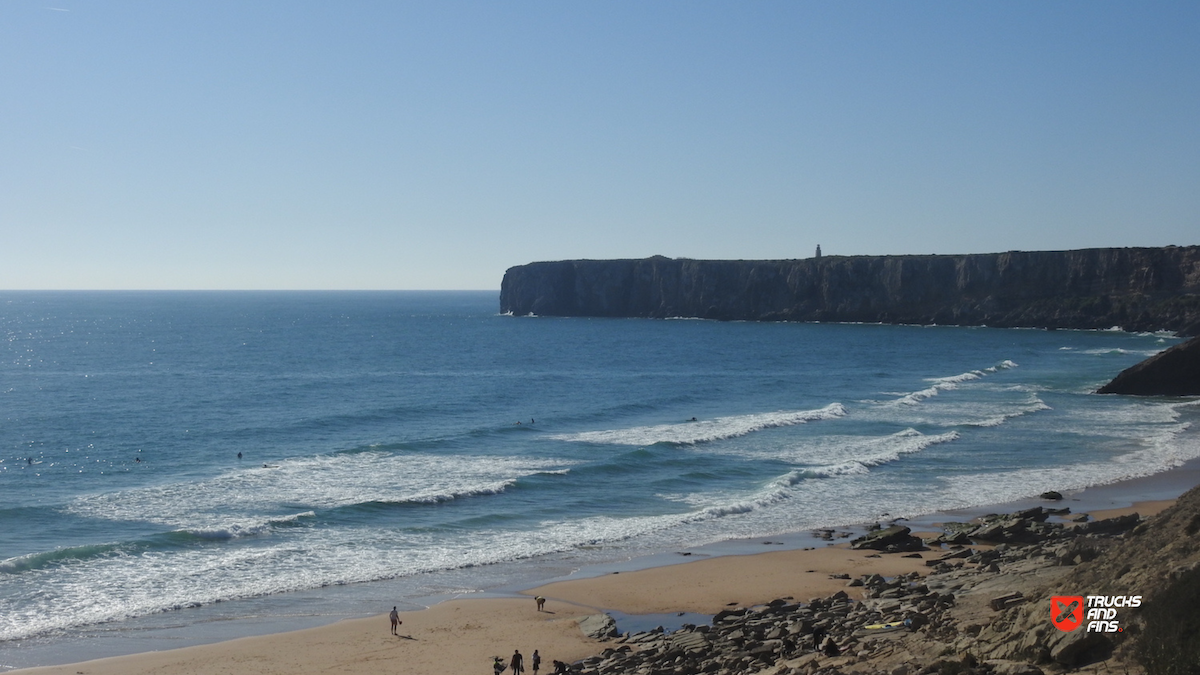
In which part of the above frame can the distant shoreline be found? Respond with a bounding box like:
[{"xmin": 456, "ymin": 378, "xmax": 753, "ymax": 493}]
[{"xmin": 501, "ymin": 247, "xmax": 1200, "ymax": 334}]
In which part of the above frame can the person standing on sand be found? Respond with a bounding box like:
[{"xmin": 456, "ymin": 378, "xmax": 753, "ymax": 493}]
[
  {"xmin": 535, "ymin": 596, "xmax": 545, "ymax": 611},
  {"xmin": 389, "ymin": 606, "xmax": 400, "ymax": 635},
  {"xmin": 494, "ymin": 656, "xmax": 506, "ymax": 675},
  {"xmin": 531, "ymin": 650, "xmax": 541, "ymax": 675},
  {"xmin": 510, "ymin": 649, "xmax": 525, "ymax": 675}
]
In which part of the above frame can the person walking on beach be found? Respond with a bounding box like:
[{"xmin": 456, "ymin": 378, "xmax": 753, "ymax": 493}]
[
  {"xmin": 531, "ymin": 649, "xmax": 541, "ymax": 675},
  {"xmin": 389, "ymin": 606, "xmax": 400, "ymax": 635},
  {"xmin": 510, "ymin": 649, "xmax": 525, "ymax": 675},
  {"xmin": 494, "ymin": 656, "xmax": 506, "ymax": 675},
  {"xmin": 535, "ymin": 596, "xmax": 545, "ymax": 611}
]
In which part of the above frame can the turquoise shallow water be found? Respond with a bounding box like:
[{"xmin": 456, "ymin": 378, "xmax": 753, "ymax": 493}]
[{"xmin": 2, "ymin": 291, "xmax": 1197, "ymax": 668}]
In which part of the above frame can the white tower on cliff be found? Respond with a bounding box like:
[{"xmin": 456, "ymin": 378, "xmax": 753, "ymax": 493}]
[{"xmin": 815, "ymin": 244, "xmax": 822, "ymax": 259}]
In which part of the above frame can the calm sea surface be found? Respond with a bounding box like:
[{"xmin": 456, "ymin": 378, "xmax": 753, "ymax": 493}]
[{"xmin": 2, "ymin": 291, "xmax": 1197, "ymax": 668}]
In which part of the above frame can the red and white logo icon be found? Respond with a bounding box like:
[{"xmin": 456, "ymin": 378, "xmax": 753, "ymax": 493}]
[{"xmin": 1051, "ymin": 596, "xmax": 1084, "ymax": 632}]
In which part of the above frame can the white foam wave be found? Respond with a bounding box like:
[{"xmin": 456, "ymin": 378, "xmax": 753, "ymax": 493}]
[
  {"xmin": 802, "ymin": 430, "xmax": 960, "ymax": 478},
  {"xmin": 184, "ymin": 512, "xmax": 316, "ymax": 540},
  {"xmin": 66, "ymin": 452, "xmax": 573, "ymax": 529},
  {"xmin": 888, "ymin": 360, "xmax": 1017, "ymax": 407},
  {"xmin": 940, "ymin": 421, "xmax": 1199, "ymax": 508},
  {"xmin": 966, "ymin": 394, "xmax": 1052, "ymax": 427},
  {"xmin": 546, "ymin": 403, "xmax": 846, "ymax": 446},
  {"xmin": 1054, "ymin": 399, "xmax": 1183, "ymax": 438},
  {"xmin": 385, "ymin": 481, "xmax": 517, "ymax": 504},
  {"xmin": 668, "ymin": 429, "xmax": 960, "ymax": 519}
]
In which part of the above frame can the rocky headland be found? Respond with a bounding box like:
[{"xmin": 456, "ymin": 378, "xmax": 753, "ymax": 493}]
[
  {"xmin": 563, "ymin": 484, "xmax": 1200, "ymax": 675},
  {"xmin": 1097, "ymin": 336, "xmax": 1200, "ymax": 396},
  {"xmin": 500, "ymin": 247, "xmax": 1200, "ymax": 335}
]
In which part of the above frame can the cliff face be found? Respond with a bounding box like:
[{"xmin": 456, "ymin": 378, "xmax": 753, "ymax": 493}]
[{"xmin": 500, "ymin": 247, "xmax": 1200, "ymax": 334}]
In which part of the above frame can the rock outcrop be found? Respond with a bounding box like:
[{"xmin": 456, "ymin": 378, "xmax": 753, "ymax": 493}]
[
  {"xmin": 971, "ymin": 482, "xmax": 1200, "ymax": 671},
  {"xmin": 849, "ymin": 525, "xmax": 927, "ymax": 552},
  {"xmin": 499, "ymin": 247, "xmax": 1200, "ymax": 334},
  {"xmin": 1096, "ymin": 335, "xmax": 1200, "ymax": 396},
  {"xmin": 560, "ymin": 486, "xmax": 1200, "ymax": 675}
]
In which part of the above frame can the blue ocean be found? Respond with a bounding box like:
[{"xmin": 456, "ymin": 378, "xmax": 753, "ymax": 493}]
[{"xmin": 2, "ymin": 291, "xmax": 1198, "ymax": 669}]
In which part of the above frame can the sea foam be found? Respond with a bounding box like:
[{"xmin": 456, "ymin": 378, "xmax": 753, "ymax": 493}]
[{"xmin": 546, "ymin": 403, "xmax": 847, "ymax": 446}]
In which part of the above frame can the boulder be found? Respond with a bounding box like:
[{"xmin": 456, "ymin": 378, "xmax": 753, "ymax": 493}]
[
  {"xmin": 1076, "ymin": 513, "xmax": 1140, "ymax": 535},
  {"xmin": 578, "ymin": 614, "xmax": 619, "ymax": 639},
  {"xmin": 1048, "ymin": 629, "xmax": 1111, "ymax": 666},
  {"xmin": 850, "ymin": 525, "xmax": 926, "ymax": 552}
]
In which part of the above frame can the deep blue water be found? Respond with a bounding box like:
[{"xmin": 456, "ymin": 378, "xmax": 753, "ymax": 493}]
[{"xmin": 2, "ymin": 291, "xmax": 1197, "ymax": 667}]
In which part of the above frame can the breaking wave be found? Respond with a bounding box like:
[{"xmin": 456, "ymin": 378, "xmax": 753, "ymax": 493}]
[
  {"xmin": 546, "ymin": 403, "xmax": 847, "ymax": 446},
  {"xmin": 889, "ymin": 360, "xmax": 1017, "ymax": 406}
]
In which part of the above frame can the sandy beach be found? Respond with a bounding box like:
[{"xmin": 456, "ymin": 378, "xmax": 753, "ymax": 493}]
[
  {"xmin": 5, "ymin": 486, "xmax": 1189, "ymax": 675},
  {"xmin": 8, "ymin": 545, "xmax": 933, "ymax": 675}
]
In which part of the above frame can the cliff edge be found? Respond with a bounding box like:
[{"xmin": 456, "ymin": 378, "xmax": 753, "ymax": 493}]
[{"xmin": 500, "ymin": 247, "xmax": 1200, "ymax": 334}]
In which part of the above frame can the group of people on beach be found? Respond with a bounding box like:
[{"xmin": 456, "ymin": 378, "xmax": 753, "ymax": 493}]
[
  {"xmin": 493, "ymin": 649, "xmax": 537, "ymax": 675},
  {"xmin": 490, "ymin": 596, "xmax": 553, "ymax": 674},
  {"xmin": 494, "ymin": 649, "xmax": 569, "ymax": 675}
]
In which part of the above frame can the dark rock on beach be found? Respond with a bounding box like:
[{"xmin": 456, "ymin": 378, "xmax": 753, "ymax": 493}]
[
  {"xmin": 849, "ymin": 525, "xmax": 927, "ymax": 552},
  {"xmin": 501, "ymin": 247, "xmax": 1200, "ymax": 334},
  {"xmin": 1096, "ymin": 335, "xmax": 1200, "ymax": 396},
  {"xmin": 565, "ymin": 484, "xmax": 1200, "ymax": 675}
]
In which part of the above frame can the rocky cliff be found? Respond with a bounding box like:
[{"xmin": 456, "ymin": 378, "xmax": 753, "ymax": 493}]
[
  {"xmin": 500, "ymin": 247, "xmax": 1200, "ymax": 334},
  {"xmin": 1097, "ymin": 336, "xmax": 1200, "ymax": 396}
]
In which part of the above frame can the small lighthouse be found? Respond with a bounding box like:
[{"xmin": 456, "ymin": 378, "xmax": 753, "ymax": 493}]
[{"xmin": 815, "ymin": 244, "xmax": 822, "ymax": 259}]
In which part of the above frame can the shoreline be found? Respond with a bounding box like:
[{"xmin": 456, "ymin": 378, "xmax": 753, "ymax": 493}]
[{"xmin": 5, "ymin": 458, "xmax": 1198, "ymax": 674}]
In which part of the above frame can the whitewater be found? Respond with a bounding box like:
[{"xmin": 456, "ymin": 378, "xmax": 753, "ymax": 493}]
[{"xmin": 2, "ymin": 291, "xmax": 1198, "ymax": 669}]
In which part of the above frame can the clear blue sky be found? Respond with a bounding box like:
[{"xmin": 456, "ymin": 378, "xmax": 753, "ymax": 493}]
[{"xmin": 2, "ymin": 1, "xmax": 1197, "ymax": 290}]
